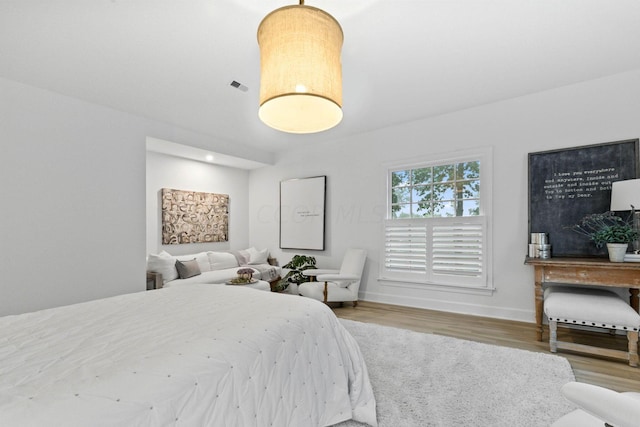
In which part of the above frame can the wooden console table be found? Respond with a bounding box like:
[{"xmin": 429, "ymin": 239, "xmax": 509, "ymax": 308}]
[{"xmin": 524, "ymin": 257, "xmax": 640, "ymax": 341}]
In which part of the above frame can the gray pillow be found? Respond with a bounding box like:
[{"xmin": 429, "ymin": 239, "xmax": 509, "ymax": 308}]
[{"xmin": 175, "ymin": 258, "xmax": 201, "ymax": 279}]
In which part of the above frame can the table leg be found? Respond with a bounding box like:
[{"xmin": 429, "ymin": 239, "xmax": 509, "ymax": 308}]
[
  {"xmin": 534, "ymin": 267, "xmax": 544, "ymax": 341},
  {"xmin": 630, "ymin": 288, "xmax": 640, "ymax": 313}
]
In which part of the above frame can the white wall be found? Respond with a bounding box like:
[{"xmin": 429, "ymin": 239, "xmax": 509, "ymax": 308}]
[
  {"xmin": 0, "ymin": 78, "xmax": 146, "ymax": 315},
  {"xmin": 0, "ymin": 77, "xmax": 272, "ymax": 316},
  {"xmin": 249, "ymin": 69, "xmax": 640, "ymax": 322},
  {"xmin": 146, "ymin": 151, "xmax": 250, "ymax": 255}
]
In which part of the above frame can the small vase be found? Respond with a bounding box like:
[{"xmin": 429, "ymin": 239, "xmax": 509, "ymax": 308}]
[{"xmin": 606, "ymin": 243, "xmax": 628, "ymax": 262}]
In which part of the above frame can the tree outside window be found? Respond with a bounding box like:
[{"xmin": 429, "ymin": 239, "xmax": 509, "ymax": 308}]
[{"xmin": 391, "ymin": 161, "xmax": 480, "ymax": 218}]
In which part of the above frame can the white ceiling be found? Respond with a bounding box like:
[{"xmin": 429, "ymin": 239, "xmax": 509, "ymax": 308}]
[{"xmin": 2, "ymin": 0, "xmax": 640, "ymax": 163}]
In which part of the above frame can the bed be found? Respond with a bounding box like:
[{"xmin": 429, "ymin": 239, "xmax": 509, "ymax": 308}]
[{"xmin": 0, "ymin": 285, "xmax": 377, "ymax": 426}]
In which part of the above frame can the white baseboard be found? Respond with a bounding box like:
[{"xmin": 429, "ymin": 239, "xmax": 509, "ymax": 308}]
[{"xmin": 359, "ymin": 290, "xmax": 535, "ymax": 323}]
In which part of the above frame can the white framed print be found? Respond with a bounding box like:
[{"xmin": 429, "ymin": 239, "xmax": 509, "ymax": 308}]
[{"xmin": 280, "ymin": 176, "xmax": 326, "ymax": 250}]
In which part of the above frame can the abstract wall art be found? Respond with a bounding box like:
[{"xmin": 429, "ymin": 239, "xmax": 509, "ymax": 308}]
[{"xmin": 161, "ymin": 188, "xmax": 229, "ymax": 244}]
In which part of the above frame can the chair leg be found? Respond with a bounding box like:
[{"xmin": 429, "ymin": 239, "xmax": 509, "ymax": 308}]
[
  {"xmin": 549, "ymin": 320, "xmax": 558, "ymax": 353},
  {"xmin": 628, "ymin": 331, "xmax": 639, "ymax": 367},
  {"xmin": 323, "ymin": 281, "xmax": 328, "ymax": 304}
]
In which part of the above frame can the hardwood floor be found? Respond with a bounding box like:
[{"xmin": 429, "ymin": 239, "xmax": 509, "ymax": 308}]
[{"xmin": 331, "ymin": 301, "xmax": 640, "ymax": 393}]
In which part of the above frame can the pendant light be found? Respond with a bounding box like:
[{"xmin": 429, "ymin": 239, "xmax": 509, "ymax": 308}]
[{"xmin": 257, "ymin": 1, "xmax": 343, "ymax": 134}]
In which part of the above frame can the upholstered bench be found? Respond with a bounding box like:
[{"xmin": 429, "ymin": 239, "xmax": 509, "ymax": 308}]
[{"xmin": 544, "ymin": 286, "xmax": 640, "ymax": 367}]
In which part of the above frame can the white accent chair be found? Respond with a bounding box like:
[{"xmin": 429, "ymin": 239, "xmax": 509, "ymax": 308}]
[
  {"xmin": 552, "ymin": 382, "xmax": 640, "ymax": 427},
  {"xmin": 298, "ymin": 248, "xmax": 367, "ymax": 307},
  {"xmin": 544, "ymin": 286, "xmax": 640, "ymax": 367}
]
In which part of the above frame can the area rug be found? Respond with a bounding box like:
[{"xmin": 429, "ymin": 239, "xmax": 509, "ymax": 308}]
[{"xmin": 335, "ymin": 319, "xmax": 575, "ymax": 427}]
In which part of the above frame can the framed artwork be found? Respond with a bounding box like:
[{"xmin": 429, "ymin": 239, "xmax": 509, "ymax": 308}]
[
  {"xmin": 528, "ymin": 139, "xmax": 639, "ymax": 257},
  {"xmin": 280, "ymin": 176, "xmax": 326, "ymax": 250},
  {"xmin": 161, "ymin": 188, "xmax": 229, "ymax": 244}
]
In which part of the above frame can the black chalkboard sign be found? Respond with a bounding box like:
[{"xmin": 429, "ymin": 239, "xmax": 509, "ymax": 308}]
[{"xmin": 528, "ymin": 139, "xmax": 639, "ymax": 257}]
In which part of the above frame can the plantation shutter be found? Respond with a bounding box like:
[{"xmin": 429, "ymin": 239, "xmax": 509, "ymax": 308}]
[
  {"xmin": 383, "ymin": 216, "xmax": 487, "ymax": 288},
  {"xmin": 431, "ymin": 216, "xmax": 485, "ymax": 287},
  {"xmin": 384, "ymin": 219, "xmax": 428, "ymax": 281}
]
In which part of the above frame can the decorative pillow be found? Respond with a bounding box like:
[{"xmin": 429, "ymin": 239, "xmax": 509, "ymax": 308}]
[
  {"xmin": 208, "ymin": 251, "xmax": 239, "ymax": 270},
  {"xmin": 177, "ymin": 252, "xmax": 211, "ymax": 272},
  {"xmin": 238, "ymin": 249, "xmax": 251, "ymax": 264},
  {"xmin": 147, "ymin": 251, "xmax": 178, "ymax": 282},
  {"xmin": 229, "ymin": 250, "xmax": 250, "ymax": 266},
  {"xmin": 248, "ymin": 247, "xmax": 269, "ymax": 265},
  {"xmin": 175, "ymin": 259, "xmax": 201, "ymax": 279}
]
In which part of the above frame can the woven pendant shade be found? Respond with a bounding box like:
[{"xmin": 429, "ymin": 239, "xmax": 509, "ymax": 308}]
[{"xmin": 257, "ymin": 3, "xmax": 343, "ymax": 134}]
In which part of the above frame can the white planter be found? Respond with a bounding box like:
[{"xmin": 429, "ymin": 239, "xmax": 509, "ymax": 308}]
[
  {"xmin": 287, "ymin": 282, "xmax": 299, "ymax": 295},
  {"xmin": 606, "ymin": 243, "xmax": 628, "ymax": 262}
]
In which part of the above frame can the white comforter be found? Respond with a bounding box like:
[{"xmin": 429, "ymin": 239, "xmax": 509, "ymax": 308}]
[{"xmin": 0, "ymin": 285, "xmax": 377, "ymax": 427}]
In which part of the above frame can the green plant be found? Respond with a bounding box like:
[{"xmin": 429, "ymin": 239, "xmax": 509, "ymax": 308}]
[
  {"xmin": 276, "ymin": 255, "xmax": 317, "ymax": 291},
  {"xmin": 569, "ymin": 211, "xmax": 638, "ymax": 248}
]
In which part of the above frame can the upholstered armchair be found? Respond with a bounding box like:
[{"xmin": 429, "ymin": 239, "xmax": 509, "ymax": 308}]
[
  {"xmin": 552, "ymin": 382, "xmax": 640, "ymax": 427},
  {"xmin": 298, "ymin": 248, "xmax": 367, "ymax": 307}
]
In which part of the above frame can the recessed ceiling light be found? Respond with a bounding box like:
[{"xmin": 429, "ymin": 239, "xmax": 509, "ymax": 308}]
[{"xmin": 205, "ymin": 154, "xmax": 214, "ymax": 162}]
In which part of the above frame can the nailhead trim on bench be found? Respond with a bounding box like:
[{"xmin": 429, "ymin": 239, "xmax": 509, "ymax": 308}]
[{"xmin": 547, "ymin": 316, "xmax": 638, "ymax": 332}]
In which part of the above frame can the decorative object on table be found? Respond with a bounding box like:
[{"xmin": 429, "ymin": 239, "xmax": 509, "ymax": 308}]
[
  {"xmin": 275, "ymin": 254, "xmax": 317, "ymax": 292},
  {"xmin": 606, "ymin": 243, "xmax": 629, "ymax": 262},
  {"xmin": 226, "ymin": 277, "xmax": 258, "ymax": 285},
  {"xmin": 528, "ymin": 232, "xmax": 551, "ymax": 258},
  {"xmin": 280, "ymin": 176, "xmax": 326, "ymax": 250},
  {"xmin": 528, "ymin": 139, "xmax": 639, "ymax": 257},
  {"xmin": 567, "ymin": 211, "xmax": 638, "ymax": 262},
  {"xmin": 624, "ymin": 253, "xmax": 640, "ymax": 262},
  {"xmin": 610, "ymin": 178, "xmax": 640, "ymax": 253},
  {"xmin": 236, "ymin": 267, "xmax": 254, "ymax": 282},
  {"xmin": 161, "ymin": 188, "xmax": 229, "ymax": 244},
  {"xmin": 227, "ymin": 268, "xmax": 258, "ymax": 284}
]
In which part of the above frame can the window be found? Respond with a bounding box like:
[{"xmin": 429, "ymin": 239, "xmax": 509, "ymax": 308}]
[
  {"xmin": 390, "ymin": 161, "xmax": 480, "ymax": 218},
  {"xmin": 382, "ymin": 149, "xmax": 492, "ymax": 290}
]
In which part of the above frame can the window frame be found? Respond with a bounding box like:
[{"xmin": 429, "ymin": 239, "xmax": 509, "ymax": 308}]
[{"xmin": 381, "ymin": 147, "xmax": 493, "ymax": 292}]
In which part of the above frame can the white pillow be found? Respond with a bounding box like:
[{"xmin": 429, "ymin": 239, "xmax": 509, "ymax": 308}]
[
  {"xmin": 147, "ymin": 251, "xmax": 178, "ymax": 282},
  {"xmin": 208, "ymin": 251, "xmax": 239, "ymax": 270},
  {"xmin": 245, "ymin": 247, "xmax": 258, "ymax": 261},
  {"xmin": 237, "ymin": 249, "xmax": 250, "ymax": 265},
  {"xmin": 248, "ymin": 247, "xmax": 269, "ymax": 265}
]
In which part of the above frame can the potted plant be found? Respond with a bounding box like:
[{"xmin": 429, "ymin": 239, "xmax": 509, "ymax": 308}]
[
  {"xmin": 275, "ymin": 255, "xmax": 317, "ymax": 293},
  {"xmin": 569, "ymin": 211, "xmax": 638, "ymax": 262}
]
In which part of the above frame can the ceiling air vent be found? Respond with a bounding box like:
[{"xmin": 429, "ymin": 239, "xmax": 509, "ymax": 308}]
[{"xmin": 229, "ymin": 80, "xmax": 248, "ymax": 92}]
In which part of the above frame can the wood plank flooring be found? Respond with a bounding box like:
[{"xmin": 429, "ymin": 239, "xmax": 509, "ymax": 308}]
[{"xmin": 331, "ymin": 301, "xmax": 640, "ymax": 392}]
